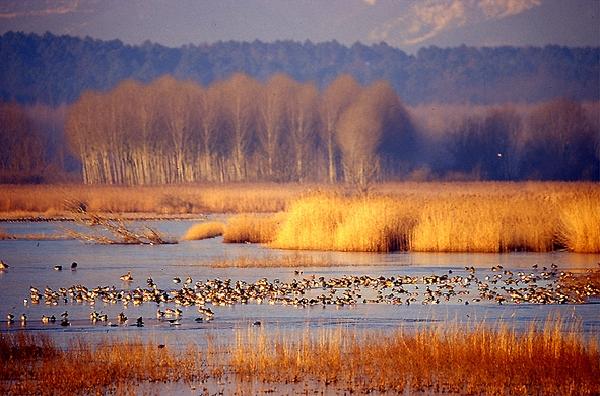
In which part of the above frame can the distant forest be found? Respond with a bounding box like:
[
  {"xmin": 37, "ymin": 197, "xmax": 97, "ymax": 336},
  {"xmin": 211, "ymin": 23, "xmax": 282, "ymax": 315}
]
[
  {"xmin": 1, "ymin": 31, "xmax": 598, "ymax": 106},
  {"xmin": 0, "ymin": 32, "xmax": 598, "ymax": 184}
]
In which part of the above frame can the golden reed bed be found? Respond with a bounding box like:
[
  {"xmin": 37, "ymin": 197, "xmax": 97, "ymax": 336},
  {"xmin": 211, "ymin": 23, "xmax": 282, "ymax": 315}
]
[
  {"xmin": 182, "ymin": 182, "xmax": 599, "ymax": 253},
  {"xmin": 2, "ymin": 182, "xmax": 599, "ymax": 252},
  {"xmin": 2, "ymin": 320, "xmax": 598, "ymax": 395}
]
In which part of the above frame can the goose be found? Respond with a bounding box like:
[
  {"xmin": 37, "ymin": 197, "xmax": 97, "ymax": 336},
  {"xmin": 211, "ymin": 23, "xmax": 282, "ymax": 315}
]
[
  {"xmin": 135, "ymin": 317, "xmax": 144, "ymax": 327},
  {"xmin": 173, "ymin": 277, "xmax": 181, "ymax": 284},
  {"xmin": 0, "ymin": 260, "xmax": 9, "ymax": 270},
  {"xmin": 71, "ymin": 262, "xmax": 78, "ymax": 270},
  {"xmin": 6, "ymin": 313, "xmax": 14, "ymax": 323},
  {"xmin": 41, "ymin": 315, "xmax": 50, "ymax": 324},
  {"xmin": 54, "ymin": 265, "xmax": 62, "ymax": 271},
  {"xmin": 118, "ymin": 312, "xmax": 127, "ymax": 323},
  {"xmin": 20, "ymin": 314, "xmax": 27, "ymax": 325},
  {"xmin": 120, "ymin": 271, "xmax": 133, "ymax": 282}
]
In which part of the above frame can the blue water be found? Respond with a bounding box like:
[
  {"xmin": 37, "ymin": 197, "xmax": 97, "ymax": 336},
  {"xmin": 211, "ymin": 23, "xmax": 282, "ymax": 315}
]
[{"xmin": 1, "ymin": 219, "xmax": 599, "ymax": 347}]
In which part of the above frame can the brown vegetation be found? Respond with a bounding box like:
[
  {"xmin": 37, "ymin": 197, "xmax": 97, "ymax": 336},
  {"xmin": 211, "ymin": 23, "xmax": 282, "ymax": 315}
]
[
  {"xmin": 67, "ymin": 210, "xmax": 174, "ymax": 245},
  {"xmin": 59, "ymin": 73, "xmax": 598, "ymax": 185},
  {"xmin": 0, "ymin": 332, "xmax": 201, "ymax": 395},
  {"xmin": 222, "ymin": 213, "xmax": 285, "ymax": 243},
  {"xmin": 183, "ymin": 221, "xmax": 225, "ymax": 240},
  {"xmin": 0, "ymin": 183, "xmax": 309, "ymax": 219},
  {"xmin": 2, "ymin": 182, "xmax": 599, "ymax": 253},
  {"xmin": 231, "ymin": 321, "xmax": 600, "ymax": 395},
  {"xmin": 2, "ymin": 319, "xmax": 598, "ymax": 395},
  {"xmin": 263, "ymin": 183, "xmax": 599, "ymax": 253}
]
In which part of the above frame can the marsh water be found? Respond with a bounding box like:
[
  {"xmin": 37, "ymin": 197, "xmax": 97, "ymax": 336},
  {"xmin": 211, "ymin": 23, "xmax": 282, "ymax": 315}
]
[{"xmin": 1, "ymin": 218, "xmax": 599, "ymax": 348}]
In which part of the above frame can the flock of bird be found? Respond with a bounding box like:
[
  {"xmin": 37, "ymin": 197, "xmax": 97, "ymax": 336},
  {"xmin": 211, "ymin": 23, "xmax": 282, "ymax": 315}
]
[{"xmin": 3, "ymin": 260, "xmax": 598, "ymax": 328}]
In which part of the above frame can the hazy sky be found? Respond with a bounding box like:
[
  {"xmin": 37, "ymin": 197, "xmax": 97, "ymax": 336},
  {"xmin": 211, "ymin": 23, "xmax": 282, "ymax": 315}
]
[{"xmin": 0, "ymin": 0, "xmax": 598, "ymax": 51}]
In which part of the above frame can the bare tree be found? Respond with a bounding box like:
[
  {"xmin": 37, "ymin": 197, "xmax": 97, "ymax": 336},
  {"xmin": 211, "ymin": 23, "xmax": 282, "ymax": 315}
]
[
  {"xmin": 336, "ymin": 85, "xmax": 384, "ymax": 187},
  {"xmin": 288, "ymin": 81, "xmax": 319, "ymax": 181},
  {"xmin": 258, "ymin": 74, "xmax": 293, "ymax": 180},
  {"xmin": 320, "ymin": 74, "xmax": 361, "ymax": 183},
  {"xmin": 220, "ymin": 73, "xmax": 260, "ymax": 181}
]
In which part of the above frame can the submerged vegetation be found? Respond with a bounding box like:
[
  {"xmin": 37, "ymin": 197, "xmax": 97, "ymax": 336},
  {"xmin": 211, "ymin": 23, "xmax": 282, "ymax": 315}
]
[
  {"xmin": 67, "ymin": 209, "xmax": 175, "ymax": 245},
  {"xmin": 1, "ymin": 320, "xmax": 598, "ymax": 395}
]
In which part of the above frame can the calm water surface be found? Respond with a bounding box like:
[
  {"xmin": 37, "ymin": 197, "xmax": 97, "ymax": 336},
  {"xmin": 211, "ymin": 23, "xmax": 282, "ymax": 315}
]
[{"xmin": 1, "ymin": 219, "xmax": 599, "ymax": 347}]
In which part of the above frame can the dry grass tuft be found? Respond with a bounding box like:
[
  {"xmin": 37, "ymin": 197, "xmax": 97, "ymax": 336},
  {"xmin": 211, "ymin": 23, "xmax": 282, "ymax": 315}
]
[
  {"xmin": 183, "ymin": 221, "xmax": 225, "ymax": 240},
  {"xmin": 223, "ymin": 213, "xmax": 285, "ymax": 243},
  {"xmin": 231, "ymin": 321, "xmax": 600, "ymax": 395},
  {"xmin": 558, "ymin": 196, "xmax": 600, "ymax": 253}
]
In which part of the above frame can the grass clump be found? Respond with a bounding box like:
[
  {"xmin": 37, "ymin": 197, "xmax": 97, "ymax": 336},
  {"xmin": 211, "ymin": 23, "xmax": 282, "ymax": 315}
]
[
  {"xmin": 182, "ymin": 221, "xmax": 225, "ymax": 240},
  {"xmin": 222, "ymin": 213, "xmax": 285, "ymax": 243},
  {"xmin": 558, "ymin": 196, "xmax": 600, "ymax": 253}
]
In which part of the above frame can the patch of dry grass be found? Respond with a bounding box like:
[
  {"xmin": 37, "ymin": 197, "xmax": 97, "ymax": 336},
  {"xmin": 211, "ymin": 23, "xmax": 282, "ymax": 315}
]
[
  {"xmin": 0, "ymin": 332, "xmax": 201, "ymax": 396},
  {"xmin": 222, "ymin": 213, "xmax": 285, "ymax": 243},
  {"xmin": 2, "ymin": 317, "xmax": 598, "ymax": 395},
  {"xmin": 558, "ymin": 196, "xmax": 600, "ymax": 253},
  {"xmin": 0, "ymin": 183, "xmax": 317, "ymax": 218},
  {"xmin": 266, "ymin": 183, "xmax": 599, "ymax": 253},
  {"xmin": 231, "ymin": 320, "xmax": 600, "ymax": 395},
  {"xmin": 183, "ymin": 221, "xmax": 225, "ymax": 240},
  {"xmin": 2, "ymin": 182, "xmax": 599, "ymax": 253}
]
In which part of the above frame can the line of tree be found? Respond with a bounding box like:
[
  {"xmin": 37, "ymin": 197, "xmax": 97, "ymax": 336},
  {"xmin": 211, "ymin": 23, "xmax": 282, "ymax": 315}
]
[
  {"xmin": 2, "ymin": 74, "xmax": 598, "ymax": 184},
  {"xmin": 1, "ymin": 31, "xmax": 598, "ymax": 106},
  {"xmin": 65, "ymin": 74, "xmax": 417, "ymax": 185}
]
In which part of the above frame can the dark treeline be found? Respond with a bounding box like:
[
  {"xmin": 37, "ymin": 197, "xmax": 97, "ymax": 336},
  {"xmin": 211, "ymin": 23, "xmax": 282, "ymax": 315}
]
[
  {"xmin": 0, "ymin": 102, "xmax": 77, "ymax": 183},
  {"xmin": 1, "ymin": 31, "xmax": 598, "ymax": 106},
  {"xmin": 27, "ymin": 74, "xmax": 594, "ymax": 184}
]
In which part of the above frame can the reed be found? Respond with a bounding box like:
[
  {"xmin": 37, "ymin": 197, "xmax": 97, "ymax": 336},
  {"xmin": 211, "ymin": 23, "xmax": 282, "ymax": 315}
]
[
  {"xmin": 182, "ymin": 221, "xmax": 225, "ymax": 240},
  {"xmin": 0, "ymin": 333, "xmax": 201, "ymax": 396},
  {"xmin": 230, "ymin": 320, "xmax": 600, "ymax": 395},
  {"xmin": 0, "ymin": 183, "xmax": 315, "ymax": 218},
  {"xmin": 222, "ymin": 213, "xmax": 285, "ymax": 243},
  {"xmin": 2, "ymin": 318, "xmax": 598, "ymax": 395},
  {"xmin": 266, "ymin": 183, "xmax": 599, "ymax": 253},
  {"xmin": 558, "ymin": 196, "xmax": 600, "ymax": 253}
]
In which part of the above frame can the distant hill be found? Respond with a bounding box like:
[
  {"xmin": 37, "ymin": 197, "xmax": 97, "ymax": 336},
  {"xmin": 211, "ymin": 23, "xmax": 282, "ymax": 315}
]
[{"xmin": 1, "ymin": 31, "xmax": 598, "ymax": 105}]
